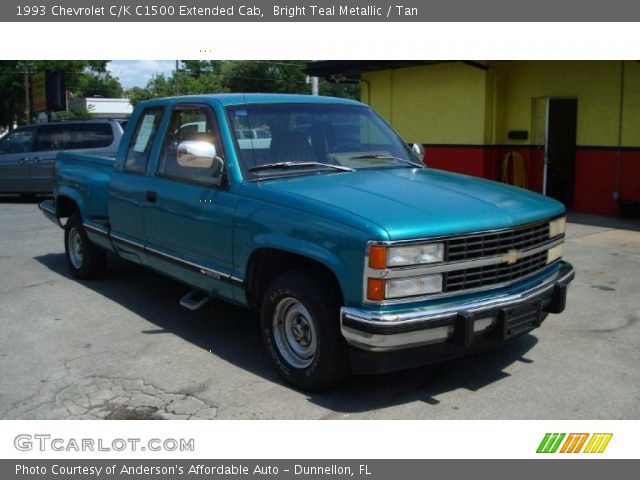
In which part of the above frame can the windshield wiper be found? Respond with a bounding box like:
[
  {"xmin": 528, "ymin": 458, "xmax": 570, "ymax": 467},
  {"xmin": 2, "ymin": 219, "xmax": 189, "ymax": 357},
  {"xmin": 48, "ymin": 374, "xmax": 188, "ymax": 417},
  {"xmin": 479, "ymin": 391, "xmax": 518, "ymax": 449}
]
[
  {"xmin": 348, "ymin": 153, "xmax": 424, "ymax": 169},
  {"xmin": 249, "ymin": 161, "xmax": 355, "ymax": 173}
]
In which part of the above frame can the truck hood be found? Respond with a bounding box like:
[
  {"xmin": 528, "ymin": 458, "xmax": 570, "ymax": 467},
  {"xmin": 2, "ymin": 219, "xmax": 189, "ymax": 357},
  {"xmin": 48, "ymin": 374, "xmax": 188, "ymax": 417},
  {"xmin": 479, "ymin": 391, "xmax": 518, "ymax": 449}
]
[{"xmin": 260, "ymin": 168, "xmax": 565, "ymax": 240}]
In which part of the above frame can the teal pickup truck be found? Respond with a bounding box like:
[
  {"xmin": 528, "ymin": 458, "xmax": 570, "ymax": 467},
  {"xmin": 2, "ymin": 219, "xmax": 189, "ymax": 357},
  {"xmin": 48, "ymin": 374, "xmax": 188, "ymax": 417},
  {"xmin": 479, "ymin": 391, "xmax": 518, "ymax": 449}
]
[{"xmin": 40, "ymin": 94, "xmax": 574, "ymax": 390}]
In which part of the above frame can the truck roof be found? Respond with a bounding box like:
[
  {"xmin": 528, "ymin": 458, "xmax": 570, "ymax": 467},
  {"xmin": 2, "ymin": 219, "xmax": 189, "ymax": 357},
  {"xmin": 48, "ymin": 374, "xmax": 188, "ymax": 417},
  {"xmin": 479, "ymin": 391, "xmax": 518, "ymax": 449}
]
[{"xmin": 137, "ymin": 93, "xmax": 364, "ymax": 108}]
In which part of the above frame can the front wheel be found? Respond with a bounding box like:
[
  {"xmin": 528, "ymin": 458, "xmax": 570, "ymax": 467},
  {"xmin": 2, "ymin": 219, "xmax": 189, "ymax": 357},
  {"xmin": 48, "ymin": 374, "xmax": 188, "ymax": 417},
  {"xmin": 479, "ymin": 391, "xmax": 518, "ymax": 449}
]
[
  {"xmin": 64, "ymin": 214, "xmax": 106, "ymax": 279},
  {"xmin": 260, "ymin": 270, "xmax": 350, "ymax": 391}
]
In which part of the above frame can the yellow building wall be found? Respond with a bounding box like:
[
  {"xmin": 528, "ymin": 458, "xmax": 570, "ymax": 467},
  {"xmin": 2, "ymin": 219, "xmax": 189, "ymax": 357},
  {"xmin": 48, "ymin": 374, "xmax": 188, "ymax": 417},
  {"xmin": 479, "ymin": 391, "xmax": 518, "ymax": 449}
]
[
  {"xmin": 362, "ymin": 63, "xmax": 488, "ymax": 145},
  {"xmin": 362, "ymin": 70, "xmax": 392, "ymax": 123},
  {"xmin": 489, "ymin": 60, "xmax": 639, "ymax": 147},
  {"xmin": 362, "ymin": 61, "xmax": 640, "ymax": 148},
  {"xmin": 622, "ymin": 61, "xmax": 640, "ymax": 147}
]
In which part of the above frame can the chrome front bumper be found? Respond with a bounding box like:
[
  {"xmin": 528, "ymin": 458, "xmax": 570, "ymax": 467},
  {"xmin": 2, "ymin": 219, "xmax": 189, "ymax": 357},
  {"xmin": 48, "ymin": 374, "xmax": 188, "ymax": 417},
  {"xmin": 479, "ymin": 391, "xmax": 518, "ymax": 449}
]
[{"xmin": 341, "ymin": 262, "xmax": 575, "ymax": 352}]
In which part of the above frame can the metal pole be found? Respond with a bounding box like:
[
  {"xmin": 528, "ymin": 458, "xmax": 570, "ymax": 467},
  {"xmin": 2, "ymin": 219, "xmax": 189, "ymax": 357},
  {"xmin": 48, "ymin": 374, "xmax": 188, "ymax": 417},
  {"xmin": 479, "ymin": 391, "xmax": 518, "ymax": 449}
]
[
  {"xmin": 613, "ymin": 60, "xmax": 625, "ymax": 201},
  {"xmin": 175, "ymin": 60, "xmax": 180, "ymax": 96},
  {"xmin": 311, "ymin": 76, "xmax": 319, "ymax": 96},
  {"xmin": 24, "ymin": 71, "xmax": 30, "ymax": 124},
  {"xmin": 542, "ymin": 97, "xmax": 550, "ymax": 196}
]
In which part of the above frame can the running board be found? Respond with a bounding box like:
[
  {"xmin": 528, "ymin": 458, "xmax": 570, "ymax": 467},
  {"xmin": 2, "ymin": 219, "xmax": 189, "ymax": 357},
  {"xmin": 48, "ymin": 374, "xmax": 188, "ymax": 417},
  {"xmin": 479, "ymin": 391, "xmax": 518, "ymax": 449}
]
[{"xmin": 179, "ymin": 290, "xmax": 211, "ymax": 311}]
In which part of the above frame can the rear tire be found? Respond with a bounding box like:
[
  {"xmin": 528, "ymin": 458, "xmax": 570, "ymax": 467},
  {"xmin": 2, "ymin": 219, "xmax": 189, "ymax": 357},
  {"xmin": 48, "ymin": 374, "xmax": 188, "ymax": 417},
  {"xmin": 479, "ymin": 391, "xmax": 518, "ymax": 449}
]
[
  {"xmin": 260, "ymin": 270, "xmax": 350, "ymax": 391},
  {"xmin": 64, "ymin": 214, "xmax": 106, "ymax": 279}
]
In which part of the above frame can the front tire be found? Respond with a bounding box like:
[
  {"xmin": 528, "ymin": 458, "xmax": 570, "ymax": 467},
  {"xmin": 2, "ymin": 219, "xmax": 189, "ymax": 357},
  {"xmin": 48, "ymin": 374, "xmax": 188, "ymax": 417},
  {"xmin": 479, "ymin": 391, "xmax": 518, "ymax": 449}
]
[
  {"xmin": 260, "ymin": 270, "xmax": 350, "ymax": 390},
  {"xmin": 64, "ymin": 214, "xmax": 106, "ymax": 279}
]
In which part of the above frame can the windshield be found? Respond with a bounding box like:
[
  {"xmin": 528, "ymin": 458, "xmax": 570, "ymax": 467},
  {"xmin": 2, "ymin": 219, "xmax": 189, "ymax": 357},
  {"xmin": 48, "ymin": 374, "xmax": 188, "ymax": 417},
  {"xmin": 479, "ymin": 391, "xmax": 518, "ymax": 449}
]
[{"xmin": 226, "ymin": 103, "xmax": 422, "ymax": 179}]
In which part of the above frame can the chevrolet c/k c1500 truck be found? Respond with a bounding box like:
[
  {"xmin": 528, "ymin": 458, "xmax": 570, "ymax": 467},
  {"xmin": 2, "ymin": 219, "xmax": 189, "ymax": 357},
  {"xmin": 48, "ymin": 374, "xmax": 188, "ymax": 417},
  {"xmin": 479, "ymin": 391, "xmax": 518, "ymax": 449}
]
[{"xmin": 40, "ymin": 94, "xmax": 575, "ymax": 390}]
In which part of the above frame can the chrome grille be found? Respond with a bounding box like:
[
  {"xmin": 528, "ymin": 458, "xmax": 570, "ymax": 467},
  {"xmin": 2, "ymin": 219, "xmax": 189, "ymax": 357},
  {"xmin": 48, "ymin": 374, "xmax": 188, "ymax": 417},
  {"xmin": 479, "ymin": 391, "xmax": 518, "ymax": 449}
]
[
  {"xmin": 446, "ymin": 222, "xmax": 550, "ymax": 262},
  {"xmin": 444, "ymin": 251, "xmax": 549, "ymax": 292}
]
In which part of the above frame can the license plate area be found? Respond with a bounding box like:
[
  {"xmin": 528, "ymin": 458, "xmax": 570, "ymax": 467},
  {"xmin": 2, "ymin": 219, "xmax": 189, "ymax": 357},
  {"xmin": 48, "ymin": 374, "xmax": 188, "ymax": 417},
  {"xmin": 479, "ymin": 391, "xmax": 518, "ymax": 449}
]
[{"xmin": 497, "ymin": 301, "xmax": 542, "ymax": 340}]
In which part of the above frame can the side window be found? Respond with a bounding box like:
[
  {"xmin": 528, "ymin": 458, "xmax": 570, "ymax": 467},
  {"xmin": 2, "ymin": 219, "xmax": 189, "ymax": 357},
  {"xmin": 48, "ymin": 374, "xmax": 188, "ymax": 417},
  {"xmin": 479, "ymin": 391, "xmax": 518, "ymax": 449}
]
[
  {"xmin": 33, "ymin": 124, "xmax": 75, "ymax": 152},
  {"xmin": 157, "ymin": 106, "xmax": 224, "ymax": 186},
  {"xmin": 124, "ymin": 108, "xmax": 164, "ymax": 173},
  {"xmin": 74, "ymin": 123, "xmax": 114, "ymax": 149},
  {"xmin": 0, "ymin": 126, "xmax": 35, "ymax": 154}
]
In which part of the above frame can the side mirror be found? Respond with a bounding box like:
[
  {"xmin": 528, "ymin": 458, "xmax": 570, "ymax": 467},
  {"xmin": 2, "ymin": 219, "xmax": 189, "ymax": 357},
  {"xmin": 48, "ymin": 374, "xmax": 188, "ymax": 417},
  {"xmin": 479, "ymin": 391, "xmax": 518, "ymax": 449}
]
[
  {"xmin": 176, "ymin": 140, "xmax": 216, "ymax": 169},
  {"xmin": 411, "ymin": 143, "xmax": 425, "ymax": 162}
]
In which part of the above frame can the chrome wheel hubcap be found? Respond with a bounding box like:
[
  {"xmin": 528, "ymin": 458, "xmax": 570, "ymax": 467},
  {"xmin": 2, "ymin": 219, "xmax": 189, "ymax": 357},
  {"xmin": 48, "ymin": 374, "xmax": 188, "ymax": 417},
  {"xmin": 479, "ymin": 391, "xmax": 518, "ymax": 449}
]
[
  {"xmin": 273, "ymin": 297, "xmax": 317, "ymax": 369},
  {"xmin": 68, "ymin": 228, "xmax": 84, "ymax": 269}
]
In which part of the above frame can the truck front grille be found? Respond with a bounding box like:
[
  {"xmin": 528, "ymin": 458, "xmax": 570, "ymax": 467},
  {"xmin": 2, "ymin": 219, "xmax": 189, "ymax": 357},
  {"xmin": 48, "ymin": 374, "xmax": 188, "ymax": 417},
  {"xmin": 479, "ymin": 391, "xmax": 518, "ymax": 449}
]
[
  {"xmin": 365, "ymin": 217, "xmax": 563, "ymax": 305},
  {"xmin": 444, "ymin": 251, "xmax": 549, "ymax": 293},
  {"xmin": 446, "ymin": 221, "xmax": 550, "ymax": 262}
]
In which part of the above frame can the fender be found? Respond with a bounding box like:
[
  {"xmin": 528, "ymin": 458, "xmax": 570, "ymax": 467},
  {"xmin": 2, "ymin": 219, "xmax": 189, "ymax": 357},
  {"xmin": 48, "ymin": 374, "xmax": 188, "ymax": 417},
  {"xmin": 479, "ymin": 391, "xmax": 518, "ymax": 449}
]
[
  {"xmin": 54, "ymin": 187, "xmax": 85, "ymax": 219},
  {"xmin": 246, "ymin": 232, "xmax": 362, "ymax": 304}
]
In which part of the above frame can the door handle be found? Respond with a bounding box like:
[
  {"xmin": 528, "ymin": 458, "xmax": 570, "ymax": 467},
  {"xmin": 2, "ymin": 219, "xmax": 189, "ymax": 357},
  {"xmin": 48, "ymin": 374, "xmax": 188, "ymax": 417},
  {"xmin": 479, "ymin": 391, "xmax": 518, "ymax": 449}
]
[{"xmin": 145, "ymin": 191, "xmax": 157, "ymax": 203}]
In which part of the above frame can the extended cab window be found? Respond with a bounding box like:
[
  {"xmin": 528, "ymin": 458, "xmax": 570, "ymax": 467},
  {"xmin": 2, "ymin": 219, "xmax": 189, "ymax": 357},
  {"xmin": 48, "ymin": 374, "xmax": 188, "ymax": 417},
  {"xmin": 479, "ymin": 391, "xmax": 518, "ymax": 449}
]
[
  {"xmin": 125, "ymin": 108, "xmax": 164, "ymax": 173},
  {"xmin": 157, "ymin": 105, "xmax": 225, "ymax": 186}
]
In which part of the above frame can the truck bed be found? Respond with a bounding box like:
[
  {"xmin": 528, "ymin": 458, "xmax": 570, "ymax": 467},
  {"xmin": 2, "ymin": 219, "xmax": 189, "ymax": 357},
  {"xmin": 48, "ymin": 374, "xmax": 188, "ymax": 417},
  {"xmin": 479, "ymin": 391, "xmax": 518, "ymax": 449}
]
[{"xmin": 54, "ymin": 151, "xmax": 115, "ymax": 222}]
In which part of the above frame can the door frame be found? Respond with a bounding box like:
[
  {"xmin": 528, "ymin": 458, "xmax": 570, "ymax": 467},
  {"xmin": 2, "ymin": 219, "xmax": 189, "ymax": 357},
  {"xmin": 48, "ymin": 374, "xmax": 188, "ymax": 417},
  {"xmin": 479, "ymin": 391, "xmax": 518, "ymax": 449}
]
[{"xmin": 531, "ymin": 96, "xmax": 578, "ymax": 197}]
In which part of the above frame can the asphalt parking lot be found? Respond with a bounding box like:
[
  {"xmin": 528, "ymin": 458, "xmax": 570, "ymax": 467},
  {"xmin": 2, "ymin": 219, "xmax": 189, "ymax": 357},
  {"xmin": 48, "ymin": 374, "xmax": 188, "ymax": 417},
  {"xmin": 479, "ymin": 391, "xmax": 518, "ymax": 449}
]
[{"xmin": 0, "ymin": 198, "xmax": 639, "ymax": 420}]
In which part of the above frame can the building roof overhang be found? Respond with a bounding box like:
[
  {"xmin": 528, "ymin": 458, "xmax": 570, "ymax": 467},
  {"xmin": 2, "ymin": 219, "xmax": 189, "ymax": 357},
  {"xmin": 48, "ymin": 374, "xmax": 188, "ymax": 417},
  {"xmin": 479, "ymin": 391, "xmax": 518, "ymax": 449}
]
[{"xmin": 305, "ymin": 60, "xmax": 489, "ymax": 81}]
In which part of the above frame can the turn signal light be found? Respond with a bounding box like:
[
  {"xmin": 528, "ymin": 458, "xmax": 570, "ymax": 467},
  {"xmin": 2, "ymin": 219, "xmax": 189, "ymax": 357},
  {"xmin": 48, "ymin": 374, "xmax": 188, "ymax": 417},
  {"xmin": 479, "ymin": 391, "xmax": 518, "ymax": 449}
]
[
  {"xmin": 368, "ymin": 245, "xmax": 387, "ymax": 269},
  {"xmin": 367, "ymin": 278, "xmax": 385, "ymax": 301}
]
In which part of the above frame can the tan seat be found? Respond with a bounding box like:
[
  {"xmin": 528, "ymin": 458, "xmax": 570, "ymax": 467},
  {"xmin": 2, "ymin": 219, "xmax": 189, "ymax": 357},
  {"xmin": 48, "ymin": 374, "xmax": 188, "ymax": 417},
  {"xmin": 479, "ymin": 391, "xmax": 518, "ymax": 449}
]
[{"xmin": 269, "ymin": 130, "xmax": 313, "ymax": 163}]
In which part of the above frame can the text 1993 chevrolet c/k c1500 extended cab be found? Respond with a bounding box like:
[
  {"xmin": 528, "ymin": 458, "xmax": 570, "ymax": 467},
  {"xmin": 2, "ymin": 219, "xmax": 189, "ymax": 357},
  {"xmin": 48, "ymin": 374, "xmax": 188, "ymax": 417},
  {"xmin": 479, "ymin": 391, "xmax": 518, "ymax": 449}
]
[{"xmin": 39, "ymin": 94, "xmax": 575, "ymax": 390}]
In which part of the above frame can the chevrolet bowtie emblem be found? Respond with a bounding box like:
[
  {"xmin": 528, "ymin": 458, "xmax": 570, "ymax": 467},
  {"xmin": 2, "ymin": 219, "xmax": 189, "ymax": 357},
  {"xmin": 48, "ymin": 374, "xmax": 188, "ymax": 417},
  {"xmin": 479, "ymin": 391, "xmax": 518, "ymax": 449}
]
[{"xmin": 503, "ymin": 249, "xmax": 523, "ymax": 265}]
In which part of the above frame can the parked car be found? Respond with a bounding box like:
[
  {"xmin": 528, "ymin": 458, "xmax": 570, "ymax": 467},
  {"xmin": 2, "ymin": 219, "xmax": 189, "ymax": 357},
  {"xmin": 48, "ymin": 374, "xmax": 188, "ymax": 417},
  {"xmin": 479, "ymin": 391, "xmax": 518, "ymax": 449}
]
[
  {"xmin": 0, "ymin": 119, "xmax": 123, "ymax": 196},
  {"xmin": 39, "ymin": 94, "xmax": 574, "ymax": 390}
]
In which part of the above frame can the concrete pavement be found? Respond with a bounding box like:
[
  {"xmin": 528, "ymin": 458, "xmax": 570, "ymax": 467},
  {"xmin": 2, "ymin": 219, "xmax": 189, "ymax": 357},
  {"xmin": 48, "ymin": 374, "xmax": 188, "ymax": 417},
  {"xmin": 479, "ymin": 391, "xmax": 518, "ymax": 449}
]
[{"xmin": 0, "ymin": 200, "xmax": 638, "ymax": 419}]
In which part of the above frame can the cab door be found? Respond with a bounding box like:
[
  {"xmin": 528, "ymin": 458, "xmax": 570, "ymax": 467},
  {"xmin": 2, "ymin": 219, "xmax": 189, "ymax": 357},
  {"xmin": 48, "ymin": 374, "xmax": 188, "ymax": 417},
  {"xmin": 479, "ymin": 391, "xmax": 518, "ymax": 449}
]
[
  {"xmin": 30, "ymin": 123, "xmax": 76, "ymax": 193},
  {"xmin": 143, "ymin": 103, "xmax": 239, "ymax": 300},
  {"xmin": 108, "ymin": 106, "xmax": 166, "ymax": 265},
  {"xmin": 0, "ymin": 126, "xmax": 35, "ymax": 193}
]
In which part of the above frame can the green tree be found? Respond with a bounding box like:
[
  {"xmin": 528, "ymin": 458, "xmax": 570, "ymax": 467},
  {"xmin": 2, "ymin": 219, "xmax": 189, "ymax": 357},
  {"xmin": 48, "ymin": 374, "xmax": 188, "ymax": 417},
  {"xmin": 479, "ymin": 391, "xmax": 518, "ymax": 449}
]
[
  {"xmin": 74, "ymin": 72, "xmax": 123, "ymax": 98},
  {"xmin": 0, "ymin": 61, "xmax": 24, "ymax": 130},
  {"xmin": 181, "ymin": 60, "xmax": 222, "ymax": 77},
  {"xmin": 1, "ymin": 60, "xmax": 360, "ymax": 130},
  {"xmin": 53, "ymin": 107, "xmax": 94, "ymax": 121},
  {"xmin": 218, "ymin": 61, "xmax": 360, "ymax": 99},
  {"xmin": 128, "ymin": 69, "xmax": 228, "ymax": 106},
  {"xmin": 219, "ymin": 60, "xmax": 308, "ymax": 93},
  {"xmin": 319, "ymin": 80, "xmax": 360, "ymax": 100},
  {"xmin": 125, "ymin": 60, "xmax": 361, "ymax": 109},
  {"xmin": 0, "ymin": 60, "xmax": 123, "ymax": 130}
]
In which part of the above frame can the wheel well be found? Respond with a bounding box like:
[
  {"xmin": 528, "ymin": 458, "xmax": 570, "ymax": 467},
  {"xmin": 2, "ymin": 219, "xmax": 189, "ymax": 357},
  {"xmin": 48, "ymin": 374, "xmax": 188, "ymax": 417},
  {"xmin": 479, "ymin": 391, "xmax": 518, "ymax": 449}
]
[
  {"xmin": 56, "ymin": 196, "xmax": 79, "ymax": 218},
  {"xmin": 246, "ymin": 248, "xmax": 344, "ymax": 311}
]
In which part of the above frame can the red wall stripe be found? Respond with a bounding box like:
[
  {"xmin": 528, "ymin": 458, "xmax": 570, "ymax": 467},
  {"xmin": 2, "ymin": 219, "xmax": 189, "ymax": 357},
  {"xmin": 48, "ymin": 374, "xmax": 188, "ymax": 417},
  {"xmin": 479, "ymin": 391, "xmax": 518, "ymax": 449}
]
[{"xmin": 423, "ymin": 145, "xmax": 640, "ymax": 217}]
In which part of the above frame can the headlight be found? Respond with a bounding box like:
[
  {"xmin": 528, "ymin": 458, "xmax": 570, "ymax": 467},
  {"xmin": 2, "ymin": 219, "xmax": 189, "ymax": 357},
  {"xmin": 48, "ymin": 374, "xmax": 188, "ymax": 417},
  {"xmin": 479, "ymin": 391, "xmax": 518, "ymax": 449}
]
[
  {"xmin": 385, "ymin": 274, "xmax": 443, "ymax": 299},
  {"xmin": 387, "ymin": 243, "xmax": 444, "ymax": 267},
  {"xmin": 547, "ymin": 243, "xmax": 564, "ymax": 264},
  {"xmin": 549, "ymin": 216, "xmax": 566, "ymax": 238}
]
